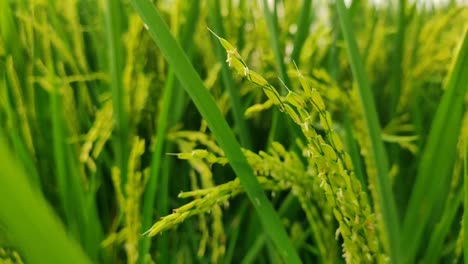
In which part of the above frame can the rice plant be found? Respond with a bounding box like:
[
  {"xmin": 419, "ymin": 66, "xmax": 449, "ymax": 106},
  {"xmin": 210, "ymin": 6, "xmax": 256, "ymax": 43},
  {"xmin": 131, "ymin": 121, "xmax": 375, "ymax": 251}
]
[{"xmin": 0, "ymin": 0, "xmax": 467, "ymax": 263}]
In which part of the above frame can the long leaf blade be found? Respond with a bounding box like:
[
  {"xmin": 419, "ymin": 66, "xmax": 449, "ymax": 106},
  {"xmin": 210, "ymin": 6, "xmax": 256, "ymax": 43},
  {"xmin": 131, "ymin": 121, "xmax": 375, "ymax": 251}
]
[
  {"xmin": 402, "ymin": 28, "xmax": 468, "ymax": 263},
  {"xmin": 129, "ymin": 1, "xmax": 301, "ymax": 263},
  {"xmin": 0, "ymin": 140, "xmax": 90, "ymax": 264},
  {"xmin": 335, "ymin": 1, "xmax": 401, "ymax": 262}
]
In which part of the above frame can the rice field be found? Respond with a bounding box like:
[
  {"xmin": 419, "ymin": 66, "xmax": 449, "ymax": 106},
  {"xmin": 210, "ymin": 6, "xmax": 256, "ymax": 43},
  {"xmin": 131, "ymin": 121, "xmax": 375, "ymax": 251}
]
[{"xmin": 0, "ymin": 0, "xmax": 467, "ymax": 263}]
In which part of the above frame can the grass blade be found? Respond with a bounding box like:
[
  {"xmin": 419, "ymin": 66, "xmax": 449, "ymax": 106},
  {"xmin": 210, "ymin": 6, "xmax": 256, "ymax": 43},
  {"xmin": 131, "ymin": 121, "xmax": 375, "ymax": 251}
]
[
  {"xmin": 262, "ymin": 0, "xmax": 290, "ymax": 86},
  {"xmin": 49, "ymin": 63, "xmax": 101, "ymax": 261},
  {"xmin": 223, "ymin": 201, "xmax": 249, "ymax": 264},
  {"xmin": 49, "ymin": 65, "xmax": 75, "ymax": 232},
  {"xmin": 129, "ymin": 1, "xmax": 301, "ymax": 263},
  {"xmin": 104, "ymin": 0, "xmax": 128, "ymax": 183},
  {"xmin": 138, "ymin": 2, "xmax": 201, "ymax": 262},
  {"xmin": 291, "ymin": 0, "xmax": 313, "ymax": 64},
  {"xmin": 421, "ymin": 188, "xmax": 463, "ymax": 263},
  {"xmin": 0, "ymin": 0, "xmax": 23, "ymax": 68},
  {"xmin": 402, "ymin": 28, "xmax": 468, "ymax": 263},
  {"xmin": 241, "ymin": 193, "xmax": 297, "ymax": 263},
  {"xmin": 335, "ymin": 0, "xmax": 401, "ymax": 262},
  {"xmin": 1, "ymin": 65, "xmax": 41, "ymax": 189},
  {"xmin": 138, "ymin": 70, "xmax": 175, "ymax": 263},
  {"xmin": 389, "ymin": 0, "xmax": 406, "ymax": 119},
  {"xmin": 0, "ymin": 139, "xmax": 90, "ymax": 264},
  {"xmin": 465, "ymin": 137, "xmax": 468, "ymax": 264}
]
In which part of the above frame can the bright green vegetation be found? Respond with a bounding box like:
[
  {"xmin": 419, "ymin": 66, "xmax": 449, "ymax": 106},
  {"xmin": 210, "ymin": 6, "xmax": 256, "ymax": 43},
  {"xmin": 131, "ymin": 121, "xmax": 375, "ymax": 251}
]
[{"xmin": 0, "ymin": 0, "xmax": 467, "ymax": 263}]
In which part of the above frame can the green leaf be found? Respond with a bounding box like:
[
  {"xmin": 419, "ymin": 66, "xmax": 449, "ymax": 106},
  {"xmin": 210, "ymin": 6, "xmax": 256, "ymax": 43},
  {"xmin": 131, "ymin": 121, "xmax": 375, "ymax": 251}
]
[
  {"xmin": 128, "ymin": 1, "xmax": 301, "ymax": 263},
  {"xmin": 104, "ymin": 0, "xmax": 129, "ymax": 183},
  {"xmin": 0, "ymin": 139, "xmax": 91, "ymax": 264},
  {"xmin": 335, "ymin": 1, "xmax": 402, "ymax": 262},
  {"xmin": 138, "ymin": 2, "xmax": 201, "ymax": 262},
  {"xmin": 402, "ymin": 28, "xmax": 468, "ymax": 263}
]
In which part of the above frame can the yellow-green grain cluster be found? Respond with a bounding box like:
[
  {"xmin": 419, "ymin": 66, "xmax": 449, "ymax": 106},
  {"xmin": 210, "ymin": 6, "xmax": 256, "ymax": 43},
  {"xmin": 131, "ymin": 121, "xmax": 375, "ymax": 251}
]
[
  {"xmin": 211, "ymin": 33, "xmax": 384, "ymax": 262},
  {"xmin": 104, "ymin": 137, "xmax": 148, "ymax": 264}
]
